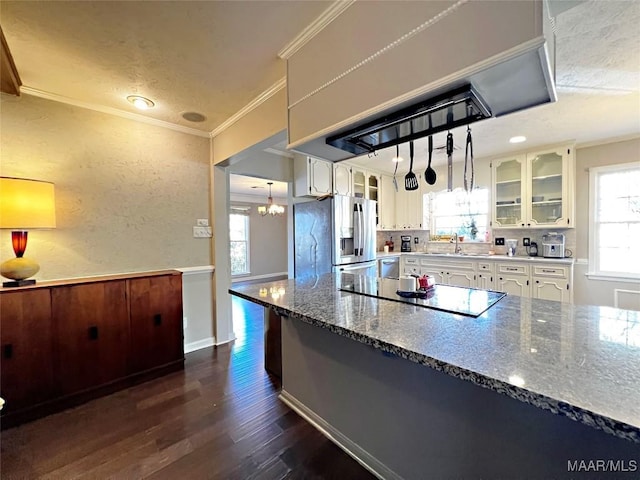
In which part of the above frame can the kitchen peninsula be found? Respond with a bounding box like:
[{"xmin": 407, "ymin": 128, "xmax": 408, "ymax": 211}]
[{"xmin": 230, "ymin": 273, "xmax": 640, "ymax": 479}]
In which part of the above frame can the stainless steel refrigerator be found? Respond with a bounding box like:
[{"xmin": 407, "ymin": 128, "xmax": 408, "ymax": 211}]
[{"xmin": 294, "ymin": 195, "xmax": 377, "ymax": 279}]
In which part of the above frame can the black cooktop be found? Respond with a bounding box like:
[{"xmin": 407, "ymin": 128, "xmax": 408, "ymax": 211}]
[{"xmin": 339, "ymin": 275, "xmax": 506, "ymax": 317}]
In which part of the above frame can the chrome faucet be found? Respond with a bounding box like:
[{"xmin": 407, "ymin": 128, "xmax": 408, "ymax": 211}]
[{"xmin": 450, "ymin": 234, "xmax": 462, "ymax": 254}]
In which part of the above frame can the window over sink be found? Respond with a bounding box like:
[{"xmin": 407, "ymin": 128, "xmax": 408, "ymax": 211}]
[{"xmin": 426, "ymin": 188, "xmax": 489, "ymax": 241}]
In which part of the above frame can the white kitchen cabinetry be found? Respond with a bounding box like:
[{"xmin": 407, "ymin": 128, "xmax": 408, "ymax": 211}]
[
  {"xmin": 333, "ymin": 163, "xmax": 352, "ymax": 196},
  {"xmin": 395, "ymin": 254, "xmax": 572, "ymax": 301},
  {"xmin": 492, "ymin": 144, "xmax": 575, "ymax": 229},
  {"xmin": 396, "ymin": 179, "xmax": 424, "ymax": 229},
  {"xmin": 531, "ymin": 265, "xmax": 572, "ymax": 303},
  {"xmin": 401, "ymin": 256, "xmax": 421, "ymax": 276},
  {"xmin": 476, "ymin": 262, "xmax": 495, "ymax": 290},
  {"xmin": 294, "ymin": 155, "xmax": 333, "ymax": 197},
  {"xmin": 496, "ymin": 263, "xmax": 531, "ymax": 297},
  {"xmin": 420, "ymin": 258, "xmax": 474, "ymax": 288},
  {"xmin": 379, "ymin": 175, "xmax": 396, "ymax": 230}
]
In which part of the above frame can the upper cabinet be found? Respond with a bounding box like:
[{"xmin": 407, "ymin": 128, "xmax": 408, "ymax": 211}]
[
  {"xmin": 333, "ymin": 163, "xmax": 352, "ymax": 196},
  {"xmin": 379, "ymin": 175, "xmax": 396, "ymax": 230},
  {"xmin": 294, "ymin": 155, "xmax": 334, "ymax": 197},
  {"xmin": 492, "ymin": 144, "xmax": 575, "ymax": 229}
]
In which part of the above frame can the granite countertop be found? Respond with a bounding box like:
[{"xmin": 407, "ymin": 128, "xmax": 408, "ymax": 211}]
[
  {"xmin": 230, "ymin": 273, "xmax": 640, "ymax": 443},
  {"xmin": 378, "ymin": 251, "xmax": 575, "ymax": 264}
]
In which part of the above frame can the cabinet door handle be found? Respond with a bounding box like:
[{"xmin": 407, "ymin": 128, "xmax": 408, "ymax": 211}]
[
  {"xmin": 536, "ymin": 280, "xmax": 539, "ymax": 283},
  {"xmin": 542, "ymin": 269, "xmax": 556, "ymax": 273},
  {"xmin": 521, "ymin": 223, "xmax": 525, "ymax": 227},
  {"xmin": 154, "ymin": 314, "xmax": 162, "ymax": 326},
  {"xmin": 499, "ymin": 277, "xmax": 503, "ymax": 281},
  {"xmin": 506, "ymin": 268, "xmax": 518, "ymax": 271},
  {"xmin": 491, "ymin": 276, "xmax": 493, "ymax": 282},
  {"xmin": 526, "ymin": 280, "xmax": 530, "ymax": 286},
  {"xmin": 3, "ymin": 344, "xmax": 13, "ymax": 359},
  {"xmin": 88, "ymin": 326, "xmax": 99, "ymax": 340}
]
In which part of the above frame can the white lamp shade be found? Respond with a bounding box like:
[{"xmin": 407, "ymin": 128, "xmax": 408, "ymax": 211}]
[{"xmin": 0, "ymin": 177, "xmax": 56, "ymax": 229}]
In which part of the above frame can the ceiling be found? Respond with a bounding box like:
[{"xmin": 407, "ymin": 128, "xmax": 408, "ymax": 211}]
[
  {"xmin": 0, "ymin": 0, "xmax": 330, "ymax": 133},
  {"xmin": 1, "ymin": 0, "xmax": 639, "ymax": 194}
]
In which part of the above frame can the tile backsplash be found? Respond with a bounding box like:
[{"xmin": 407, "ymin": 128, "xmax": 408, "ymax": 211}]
[{"xmin": 377, "ymin": 228, "xmax": 576, "ymax": 258}]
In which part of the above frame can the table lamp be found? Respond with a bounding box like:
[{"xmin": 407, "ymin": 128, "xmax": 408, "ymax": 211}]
[{"xmin": 0, "ymin": 177, "xmax": 56, "ymax": 287}]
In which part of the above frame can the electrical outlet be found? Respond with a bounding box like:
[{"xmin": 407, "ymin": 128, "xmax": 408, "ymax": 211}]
[
  {"xmin": 414, "ymin": 237, "xmax": 419, "ymax": 244},
  {"xmin": 196, "ymin": 218, "xmax": 209, "ymax": 227},
  {"xmin": 495, "ymin": 237, "xmax": 505, "ymax": 246},
  {"xmin": 523, "ymin": 237, "xmax": 530, "ymax": 246},
  {"xmin": 193, "ymin": 226, "xmax": 212, "ymax": 238}
]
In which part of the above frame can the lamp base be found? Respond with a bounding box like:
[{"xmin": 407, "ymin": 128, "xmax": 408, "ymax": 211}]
[
  {"xmin": 0, "ymin": 256, "xmax": 40, "ymax": 284},
  {"xmin": 2, "ymin": 279, "xmax": 36, "ymax": 288}
]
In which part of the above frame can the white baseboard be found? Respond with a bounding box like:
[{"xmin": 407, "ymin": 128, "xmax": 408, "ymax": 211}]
[
  {"xmin": 279, "ymin": 390, "xmax": 402, "ymax": 480},
  {"xmin": 184, "ymin": 337, "xmax": 215, "ymax": 353},
  {"xmin": 231, "ymin": 271, "xmax": 288, "ymax": 283},
  {"xmin": 215, "ymin": 335, "xmax": 237, "ymax": 346}
]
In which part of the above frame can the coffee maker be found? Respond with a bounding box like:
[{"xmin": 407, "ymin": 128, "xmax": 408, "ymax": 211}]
[{"xmin": 400, "ymin": 235, "xmax": 412, "ymax": 252}]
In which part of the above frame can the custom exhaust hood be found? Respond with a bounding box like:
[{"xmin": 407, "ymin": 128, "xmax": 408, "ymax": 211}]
[
  {"xmin": 288, "ymin": 37, "xmax": 557, "ymax": 162},
  {"xmin": 325, "ymin": 44, "xmax": 557, "ymax": 158}
]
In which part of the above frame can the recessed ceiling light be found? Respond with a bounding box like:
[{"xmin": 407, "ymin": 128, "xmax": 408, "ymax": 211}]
[
  {"xmin": 127, "ymin": 95, "xmax": 155, "ymax": 110},
  {"xmin": 508, "ymin": 375, "xmax": 526, "ymax": 387},
  {"xmin": 182, "ymin": 111, "xmax": 207, "ymax": 123},
  {"xmin": 509, "ymin": 136, "xmax": 527, "ymax": 144}
]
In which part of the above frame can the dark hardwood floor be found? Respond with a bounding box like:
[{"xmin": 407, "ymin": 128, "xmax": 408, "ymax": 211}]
[{"xmin": 0, "ymin": 296, "xmax": 375, "ymax": 480}]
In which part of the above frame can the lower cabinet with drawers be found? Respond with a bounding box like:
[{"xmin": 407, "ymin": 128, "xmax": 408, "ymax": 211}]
[
  {"xmin": 0, "ymin": 270, "xmax": 184, "ymax": 428},
  {"xmin": 400, "ymin": 255, "xmax": 573, "ymax": 302}
]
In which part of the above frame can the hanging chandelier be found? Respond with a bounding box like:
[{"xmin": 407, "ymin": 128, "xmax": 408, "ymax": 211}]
[{"xmin": 258, "ymin": 182, "xmax": 284, "ymax": 216}]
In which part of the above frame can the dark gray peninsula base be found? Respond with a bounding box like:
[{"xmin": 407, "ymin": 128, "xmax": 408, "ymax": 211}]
[{"xmin": 230, "ymin": 273, "xmax": 640, "ymax": 479}]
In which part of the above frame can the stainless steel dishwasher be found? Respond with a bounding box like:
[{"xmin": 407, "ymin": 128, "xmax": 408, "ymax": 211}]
[{"xmin": 378, "ymin": 256, "xmax": 400, "ymax": 278}]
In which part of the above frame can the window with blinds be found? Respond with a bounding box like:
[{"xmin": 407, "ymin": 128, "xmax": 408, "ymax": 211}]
[
  {"xmin": 589, "ymin": 163, "xmax": 640, "ymax": 278},
  {"xmin": 426, "ymin": 188, "xmax": 489, "ymax": 241},
  {"xmin": 230, "ymin": 209, "xmax": 250, "ymax": 276}
]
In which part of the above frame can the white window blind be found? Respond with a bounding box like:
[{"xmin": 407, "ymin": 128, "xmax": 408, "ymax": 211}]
[
  {"xmin": 428, "ymin": 188, "xmax": 489, "ymax": 240},
  {"xmin": 589, "ymin": 163, "xmax": 640, "ymax": 278}
]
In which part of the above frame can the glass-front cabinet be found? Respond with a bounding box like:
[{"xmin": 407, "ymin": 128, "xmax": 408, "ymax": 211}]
[
  {"xmin": 492, "ymin": 144, "xmax": 574, "ymax": 229},
  {"xmin": 493, "ymin": 156, "xmax": 525, "ymax": 228}
]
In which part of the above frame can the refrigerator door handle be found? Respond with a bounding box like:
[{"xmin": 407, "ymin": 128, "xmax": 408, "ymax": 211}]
[{"xmin": 358, "ymin": 204, "xmax": 364, "ymax": 256}]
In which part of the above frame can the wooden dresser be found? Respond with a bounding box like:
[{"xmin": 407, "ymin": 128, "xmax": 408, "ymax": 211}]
[{"xmin": 0, "ymin": 270, "xmax": 184, "ymax": 428}]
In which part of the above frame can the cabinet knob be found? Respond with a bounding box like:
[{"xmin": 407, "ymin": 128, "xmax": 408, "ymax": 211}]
[
  {"xmin": 88, "ymin": 326, "xmax": 99, "ymax": 340},
  {"xmin": 521, "ymin": 223, "xmax": 525, "ymax": 227},
  {"xmin": 3, "ymin": 344, "xmax": 13, "ymax": 359}
]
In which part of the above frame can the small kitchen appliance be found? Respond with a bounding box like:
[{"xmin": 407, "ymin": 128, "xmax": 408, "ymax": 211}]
[
  {"xmin": 506, "ymin": 239, "xmax": 518, "ymax": 256},
  {"xmin": 542, "ymin": 233, "xmax": 565, "ymax": 258},
  {"xmin": 400, "ymin": 235, "xmax": 412, "ymax": 252},
  {"xmin": 527, "ymin": 241, "xmax": 538, "ymax": 257}
]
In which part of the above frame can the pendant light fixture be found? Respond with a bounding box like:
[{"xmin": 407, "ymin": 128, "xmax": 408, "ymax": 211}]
[{"xmin": 258, "ymin": 182, "xmax": 284, "ymax": 216}]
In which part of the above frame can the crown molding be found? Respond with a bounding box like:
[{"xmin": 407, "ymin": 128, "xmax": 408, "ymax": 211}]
[
  {"xmin": 209, "ymin": 77, "xmax": 286, "ymax": 138},
  {"xmin": 20, "ymin": 86, "xmax": 211, "ymax": 138},
  {"xmin": 277, "ymin": 0, "xmax": 355, "ymax": 59}
]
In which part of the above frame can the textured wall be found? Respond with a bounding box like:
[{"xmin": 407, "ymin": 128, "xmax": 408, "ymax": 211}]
[{"xmin": 0, "ymin": 94, "xmax": 212, "ymax": 280}]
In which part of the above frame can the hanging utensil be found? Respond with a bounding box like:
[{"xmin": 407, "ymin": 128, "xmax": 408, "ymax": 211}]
[
  {"xmin": 405, "ymin": 140, "xmax": 419, "ymax": 191},
  {"xmin": 446, "ymin": 131, "xmax": 453, "ymax": 191},
  {"xmin": 424, "ymin": 115, "xmax": 436, "ymax": 185},
  {"xmin": 446, "ymin": 107, "xmax": 454, "ymax": 192},
  {"xmin": 392, "ymin": 145, "xmax": 399, "ymax": 192},
  {"xmin": 464, "ymin": 123, "xmax": 474, "ymax": 193}
]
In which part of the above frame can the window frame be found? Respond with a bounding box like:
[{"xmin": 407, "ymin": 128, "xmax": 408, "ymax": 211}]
[
  {"xmin": 229, "ymin": 211, "xmax": 250, "ymax": 277},
  {"xmin": 426, "ymin": 187, "xmax": 490, "ymax": 242},
  {"xmin": 588, "ymin": 162, "xmax": 640, "ymax": 282}
]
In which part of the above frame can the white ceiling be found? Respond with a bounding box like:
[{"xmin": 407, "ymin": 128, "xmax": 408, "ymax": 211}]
[{"xmin": 2, "ymin": 0, "xmax": 639, "ymax": 194}]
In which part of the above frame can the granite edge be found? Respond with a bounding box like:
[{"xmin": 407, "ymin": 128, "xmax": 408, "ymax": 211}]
[{"xmin": 229, "ymin": 289, "xmax": 639, "ymax": 444}]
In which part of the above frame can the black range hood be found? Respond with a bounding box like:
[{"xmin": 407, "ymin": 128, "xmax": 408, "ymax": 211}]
[{"xmin": 326, "ymin": 84, "xmax": 491, "ymax": 156}]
